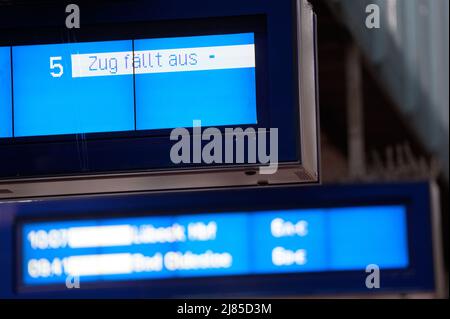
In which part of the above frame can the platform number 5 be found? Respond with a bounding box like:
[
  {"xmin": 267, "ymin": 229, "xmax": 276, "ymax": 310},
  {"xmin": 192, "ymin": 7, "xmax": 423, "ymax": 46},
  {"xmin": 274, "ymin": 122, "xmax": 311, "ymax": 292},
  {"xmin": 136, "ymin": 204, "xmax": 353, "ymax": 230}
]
[{"xmin": 50, "ymin": 56, "xmax": 64, "ymax": 78}]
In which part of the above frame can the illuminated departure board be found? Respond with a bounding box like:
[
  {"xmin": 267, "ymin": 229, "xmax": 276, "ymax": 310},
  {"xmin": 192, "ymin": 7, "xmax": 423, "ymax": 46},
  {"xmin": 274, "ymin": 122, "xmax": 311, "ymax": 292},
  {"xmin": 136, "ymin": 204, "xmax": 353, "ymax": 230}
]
[
  {"xmin": 21, "ymin": 205, "xmax": 409, "ymax": 286},
  {"xmin": 0, "ymin": 33, "xmax": 257, "ymax": 138}
]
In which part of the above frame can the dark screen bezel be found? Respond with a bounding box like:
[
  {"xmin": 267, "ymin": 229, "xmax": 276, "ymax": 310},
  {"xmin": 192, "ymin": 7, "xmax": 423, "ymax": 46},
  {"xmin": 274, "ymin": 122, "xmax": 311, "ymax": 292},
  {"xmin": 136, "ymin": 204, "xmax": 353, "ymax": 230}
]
[
  {"xmin": 0, "ymin": 15, "xmax": 269, "ymax": 144},
  {"xmin": 0, "ymin": 14, "xmax": 293, "ymax": 179}
]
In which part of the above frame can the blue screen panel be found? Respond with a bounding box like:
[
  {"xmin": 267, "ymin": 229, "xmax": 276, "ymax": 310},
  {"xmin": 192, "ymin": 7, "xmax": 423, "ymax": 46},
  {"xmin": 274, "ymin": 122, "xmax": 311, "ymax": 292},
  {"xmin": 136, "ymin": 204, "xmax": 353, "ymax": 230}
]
[
  {"xmin": 327, "ymin": 206, "xmax": 409, "ymax": 270},
  {"xmin": 134, "ymin": 33, "xmax": 258, "ymax": 129},
  {"xmin": 0, "ymin": 47, "xmax": 12, "ymax": 138},
  {"xmin": 21, "ymin": 205, "xmax": 409, "ymax": 286},
  {"xmin": 5, "ymin": 33, "xmax": 258, "ymax": 138},
  {"xmin": 12, "ymin": 40, "xmax": 135, "ymax": 137}
]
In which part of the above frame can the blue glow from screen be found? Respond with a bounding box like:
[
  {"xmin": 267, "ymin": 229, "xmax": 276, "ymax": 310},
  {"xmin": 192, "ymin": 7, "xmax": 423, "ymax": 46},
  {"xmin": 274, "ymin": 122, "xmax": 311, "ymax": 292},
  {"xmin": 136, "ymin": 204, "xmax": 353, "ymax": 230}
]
[
  {"xmin": 2, "ymin": 33, "xmax": 258, "ymax": 138},
  {"xmin": 0, "ymin": 47, "xmax": 12, "ymax": 138},
  {"xmin": 134, "ymin": 33, "xmax": 255, "ymax": 50},
  {"xmin": 135, "ymin": 68, "xmax": 257, "ymax": 129},
  {"xmin": 12, "ymin": 40, "xmax": 135, "ymax": 137},
  {"xmin": 135, "ymin": 33, "xmax": 257, "ymax": 129},
  {"xmin": 21, "ymin": 205, "xmax": 409, "ymax": 286}
]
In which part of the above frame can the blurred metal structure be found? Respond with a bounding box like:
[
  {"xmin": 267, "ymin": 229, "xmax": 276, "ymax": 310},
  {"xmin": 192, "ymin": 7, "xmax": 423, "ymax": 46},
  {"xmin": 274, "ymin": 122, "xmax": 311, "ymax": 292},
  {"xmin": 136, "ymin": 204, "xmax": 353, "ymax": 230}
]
[{"xmin": 327, "ymin": 0, "xmax": 449, "ymax": 180}]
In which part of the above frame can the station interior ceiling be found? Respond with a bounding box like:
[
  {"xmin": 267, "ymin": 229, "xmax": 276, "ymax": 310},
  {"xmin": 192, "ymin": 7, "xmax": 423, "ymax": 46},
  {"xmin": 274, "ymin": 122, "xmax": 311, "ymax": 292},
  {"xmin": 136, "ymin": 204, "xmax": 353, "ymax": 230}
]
[{"xmin": 310, "ymin": 0, "xmax": 448, "ymax": 271}]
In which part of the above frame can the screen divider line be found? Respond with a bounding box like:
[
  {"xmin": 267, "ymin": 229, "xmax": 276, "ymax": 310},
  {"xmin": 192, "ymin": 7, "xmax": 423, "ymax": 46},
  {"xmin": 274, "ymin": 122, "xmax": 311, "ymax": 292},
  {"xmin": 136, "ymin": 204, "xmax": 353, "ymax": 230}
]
[
  {"xmin": 132, "ymin": 40, "xmax": 137, "ymax": 131},
  {"xmin": 10, "ymin": 46, "xmax": 14, "ymax": 138}
]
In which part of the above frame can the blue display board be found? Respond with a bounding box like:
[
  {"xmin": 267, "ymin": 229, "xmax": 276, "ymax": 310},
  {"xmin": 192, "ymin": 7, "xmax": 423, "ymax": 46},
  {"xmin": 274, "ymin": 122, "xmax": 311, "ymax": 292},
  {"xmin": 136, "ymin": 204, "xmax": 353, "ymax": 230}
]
[
  {"xmin": 21, "ymin": 205, "xmax": 409, "ymax": 286},
  {"xmin": 1, "ymin": 33, "xmax": 257, "ymax": 138}
]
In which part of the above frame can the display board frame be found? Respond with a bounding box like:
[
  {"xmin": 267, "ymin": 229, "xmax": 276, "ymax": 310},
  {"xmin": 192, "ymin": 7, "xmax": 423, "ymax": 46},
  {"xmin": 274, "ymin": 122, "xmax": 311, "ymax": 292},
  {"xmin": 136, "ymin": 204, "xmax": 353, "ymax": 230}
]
[
  {"xmin": 0, "ymin": 182, "xmax": 443, "ymax": 298},
  {"xmin": 0, "ymin": 0, "xmax": 320, "ymax": 200}
]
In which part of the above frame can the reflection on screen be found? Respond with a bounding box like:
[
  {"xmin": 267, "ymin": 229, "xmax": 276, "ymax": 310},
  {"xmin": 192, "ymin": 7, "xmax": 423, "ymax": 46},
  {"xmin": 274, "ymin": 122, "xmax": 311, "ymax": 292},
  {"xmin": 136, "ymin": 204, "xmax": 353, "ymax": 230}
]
[
  {"xmin": 1, "ymin": 33, "xmax": 258, "ymax": 138},
  {"xmin": 21, "ymin": 205, "xmax": 409, "ymax": 286}
]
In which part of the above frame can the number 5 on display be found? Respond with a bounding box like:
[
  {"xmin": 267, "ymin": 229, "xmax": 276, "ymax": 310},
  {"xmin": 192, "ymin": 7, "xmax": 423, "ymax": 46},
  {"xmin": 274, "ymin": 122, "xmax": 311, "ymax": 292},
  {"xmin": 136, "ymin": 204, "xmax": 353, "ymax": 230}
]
[{"xmin": 50, "ymin": 56, "xmax": 64, "ymax": 77}]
